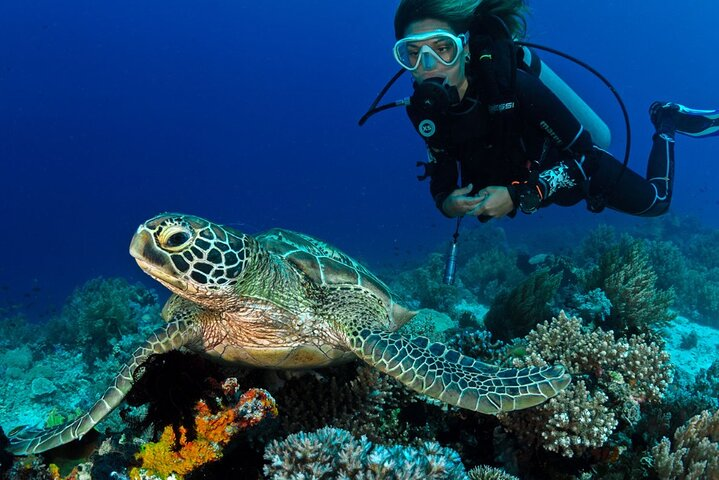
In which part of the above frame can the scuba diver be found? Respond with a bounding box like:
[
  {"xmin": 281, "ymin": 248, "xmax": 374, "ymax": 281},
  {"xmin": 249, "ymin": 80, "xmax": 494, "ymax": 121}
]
[{"xmin": 365, "ymin": 0, "xmax": 719, "ymax": 221}]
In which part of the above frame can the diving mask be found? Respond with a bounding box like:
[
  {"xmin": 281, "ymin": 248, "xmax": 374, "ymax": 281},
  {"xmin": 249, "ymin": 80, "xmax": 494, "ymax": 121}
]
[{"xmin": 393, "ymin": 30, "xmax": 469, "ymax": 71}]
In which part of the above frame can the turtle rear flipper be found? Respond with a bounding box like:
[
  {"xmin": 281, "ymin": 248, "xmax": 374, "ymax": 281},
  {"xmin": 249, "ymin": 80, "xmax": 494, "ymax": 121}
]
[
  {"xmin": 349, "ymin": 329, "xmax": 570, "ymax": 414},
  {"xmin": 7, "ymin": 319, "xmax": 201, "ymax": 455}
]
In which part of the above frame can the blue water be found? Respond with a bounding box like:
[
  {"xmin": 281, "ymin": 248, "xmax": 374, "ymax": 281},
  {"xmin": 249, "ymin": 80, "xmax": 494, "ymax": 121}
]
[{"xmin": 1, "ymin": 0, "xmax": 718, "ymax": 312}]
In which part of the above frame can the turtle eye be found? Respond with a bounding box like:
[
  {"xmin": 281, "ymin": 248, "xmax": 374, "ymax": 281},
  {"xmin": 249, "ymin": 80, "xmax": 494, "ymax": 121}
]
[{"xmin": 159, "ymin": 225, "xmax": 194, "ymax": 252}]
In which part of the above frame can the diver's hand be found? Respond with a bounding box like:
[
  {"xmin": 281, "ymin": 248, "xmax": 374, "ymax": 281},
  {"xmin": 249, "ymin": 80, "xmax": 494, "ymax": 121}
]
[
  {"xmin": 441, "ymin": 184, "xmax": 486, "ymax": 217},
  {"xmin": 470, "ymin": 186, "xmax": 515, "ymax": 219}
]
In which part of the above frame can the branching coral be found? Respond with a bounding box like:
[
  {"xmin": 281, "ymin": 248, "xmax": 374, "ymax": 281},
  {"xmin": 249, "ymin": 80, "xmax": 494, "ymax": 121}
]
[
  {"xmin": 129, "ymin": 387, "xmax": 277, "ymax": 480},
  {"xmin": 263, "ymin": 426, "xmax": 468, "ymax": 479},
  {"xmin": 649, "ymin": 409, "xmax": 719, "ymax": 480},
  {"xmin": 484, "ymin": 268, "xmax": 563, "ymax": 342},
  {"xmin": 392, "ymin": 254, "xmax": 475, "ymax": 316},
  {"xmin": 467, "ymin": 465, "xmax": 519, "ymax": 480},
  {"xmin": 585, "ymin": 237, "xmax": 674, "ymax": 335},
  {"xmin": 498, "ymin": 380, "xmax": 617, "ymax": 458},
  {"xmin": 46, "ymin": 277, "xmax": 158, "ymax": 362},
  {"xmin": 498, "ymin": 312, "xmax": 672, "ymax": 457},
  {"xmin": 516, "ymin": 312, "xmax": 672, "ymax": 403}
]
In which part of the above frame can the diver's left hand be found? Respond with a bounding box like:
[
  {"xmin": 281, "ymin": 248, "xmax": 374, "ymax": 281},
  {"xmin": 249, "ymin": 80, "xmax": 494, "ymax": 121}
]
[{"xmin": 469, "ymin": 186, "xmax": 515, "ymax": 218}]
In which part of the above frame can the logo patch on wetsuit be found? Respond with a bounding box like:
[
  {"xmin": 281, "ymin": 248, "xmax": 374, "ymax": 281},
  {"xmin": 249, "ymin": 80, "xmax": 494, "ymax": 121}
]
[
  {"xmin": 419, "ymin": 119, "xmax": 436, "ymax": 138},
  {"xmin": 539, "ymin": 162, "xmax": 576, "ymax": 197}
]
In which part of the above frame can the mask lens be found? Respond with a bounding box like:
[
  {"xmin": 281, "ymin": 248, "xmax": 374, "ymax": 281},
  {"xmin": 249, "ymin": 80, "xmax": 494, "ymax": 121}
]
[{"xmin": 393, "ymin": 31, "xmax": 464, "ymax": 71}]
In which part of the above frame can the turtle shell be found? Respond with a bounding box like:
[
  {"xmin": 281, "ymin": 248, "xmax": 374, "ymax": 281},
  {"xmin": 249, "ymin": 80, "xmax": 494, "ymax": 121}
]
[{"xmin": 256, "ymin": 228, "xmax": 415, "ymax": 329}]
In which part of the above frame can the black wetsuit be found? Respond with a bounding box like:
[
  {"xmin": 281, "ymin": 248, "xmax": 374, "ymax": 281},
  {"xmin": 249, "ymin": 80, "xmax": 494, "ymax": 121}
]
[{"xmin": 408, "ymin": 69, "xmax": 674, "ymax": 217}]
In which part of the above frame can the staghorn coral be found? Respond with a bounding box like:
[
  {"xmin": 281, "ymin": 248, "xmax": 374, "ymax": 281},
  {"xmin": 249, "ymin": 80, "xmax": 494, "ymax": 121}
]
[
  {"xmin": 649, "ymin": 409, "xmax": 719, "ymax": 480},
  {"xmin": 484, "ymin": 268, "xmax": 563, "ymax": 342},
  {"xmin": 263, "ymin": 426, "xmax": 468, "ymax": 480},
  {"xmin": 130, "ymin": 388, "xmax": 277, "ymax": 480},
  {"xmin": 585, "ymin": 237, "xmax": 674, "ymax": 336}
]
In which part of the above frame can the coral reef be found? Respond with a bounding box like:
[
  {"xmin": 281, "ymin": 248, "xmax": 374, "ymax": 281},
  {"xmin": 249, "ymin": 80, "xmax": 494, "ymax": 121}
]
[
  {"xmin": 484, "ymin": 269, "xmax": 562, "ymax": 342},
  {"xmin": 391, "ymin": 253, "xmax": 475, "ymax": 316},
  {"xmin": 46, "ymin": 277, "xmax": 158, "ymax": 362},
  {"xmin": 467, "ymin": 465, "xmax": 518, "ymax": 479},
  {"xmin": 576, "ymin": 224, "xmax": 617, "ymax": 267},
  {"xmin": 498, "ymin": 380, "xmax": 617, "ymax": 458},
  {"xmin": 585, "ymin": 237, "xmax": 675, "ymax": 335},
  {"xmin": 269, "ymin": 362, "xmax": 442, "ymax": 445},
  {"xmin": 500, "ymin": 312, "xmax": 672, "ymax": 457},
  {"xmin": 130, "ymin": 387, "xmax": 277, "ymax": 480},
  {"xmin": 446, "ymin": 327, "xmax": 504, "ymax": 363},
  {"xmin": 568, "ymin": 288, "xmax": 612, "ymax": 325},
  {"xmin": 263, "ymin": 426, "xmax": 468, "ymax": 479},
  {"xmin": 649, "ymin": 409, "xmax": 719, "ymax": 480},
  {"xmin": 459, "ymin": 247, "xmax": 524, "ymax": 304},
  {"xmin": 398, "ymin": 309, "xmax": 457, "ymax": 342}
]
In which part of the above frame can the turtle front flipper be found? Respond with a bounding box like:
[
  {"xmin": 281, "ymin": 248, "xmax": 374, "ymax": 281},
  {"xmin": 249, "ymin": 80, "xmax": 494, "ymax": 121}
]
[
  {"xmin": 7, "ymin": 319, "xmax": 201, "ymax": 455},
  {"xmin": 348, "ymin": 329, "xmax": 570, "ymax": 414}
]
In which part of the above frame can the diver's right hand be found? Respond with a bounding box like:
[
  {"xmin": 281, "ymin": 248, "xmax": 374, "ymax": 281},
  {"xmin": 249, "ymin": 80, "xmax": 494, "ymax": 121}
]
[{"xmin": 441, "ymin": 184, "xmax": 486, "ymax": 217}]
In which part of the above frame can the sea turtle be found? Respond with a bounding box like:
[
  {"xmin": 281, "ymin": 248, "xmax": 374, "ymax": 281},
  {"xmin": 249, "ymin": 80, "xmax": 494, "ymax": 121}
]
[{"xmin": 7, "ymin": 213, "xmax": 570, "ymax": 455}]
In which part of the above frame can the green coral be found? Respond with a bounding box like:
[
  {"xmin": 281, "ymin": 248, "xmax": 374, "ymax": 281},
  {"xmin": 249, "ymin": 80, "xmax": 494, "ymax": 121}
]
[
  {"xmin": 484, "ymin": 268, "xmax": 562, "ymax": 342},
  {"xmin": 392, "ymin": 253, "xmax": 474, "ymax": 316},
  {"xmin": 46, "ymin": 277, "xmax": 157, "ymax": 362},
  {"xmin": 459, "ymin": 247, "xmax": 524, "ymax": 303},
  {"xmin": 467, "ymin": 465, "xmax": 519, "ymax": 479},
  {"xmin": 585, "ymin": 237, "xmax": 674, "ymax": 336}
]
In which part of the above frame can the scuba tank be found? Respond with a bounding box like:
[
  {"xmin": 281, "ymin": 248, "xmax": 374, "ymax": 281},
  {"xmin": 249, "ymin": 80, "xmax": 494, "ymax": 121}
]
[{"xmin": 519, "ymin": 45, "xmax": 611, "ymax": 150}]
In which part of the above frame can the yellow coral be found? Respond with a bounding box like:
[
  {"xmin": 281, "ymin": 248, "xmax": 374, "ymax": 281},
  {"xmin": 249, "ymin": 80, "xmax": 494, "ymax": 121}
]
[
  {"xmin": 131, "ymin": 425, "xmax": 221, "ymax": 480},
  {"xmin": 131, "ymin": 387, "xmax": 277, "ymax": 480},
  {"xmin": 48, "ymin": 463, "xmax": 61, "ymax": 480}
]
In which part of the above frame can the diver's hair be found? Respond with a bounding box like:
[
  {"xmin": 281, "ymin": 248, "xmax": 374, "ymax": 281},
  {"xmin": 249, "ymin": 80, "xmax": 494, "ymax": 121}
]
[{"xmin": 394, "ymin": 0, "xmax": 528, "ymax": 39}]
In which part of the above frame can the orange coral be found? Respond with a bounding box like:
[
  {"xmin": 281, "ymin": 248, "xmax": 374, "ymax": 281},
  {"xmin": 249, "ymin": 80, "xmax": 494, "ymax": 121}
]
[{"xmin": 130, "ymin": 387, "xmax": 277, "ymax": 480}]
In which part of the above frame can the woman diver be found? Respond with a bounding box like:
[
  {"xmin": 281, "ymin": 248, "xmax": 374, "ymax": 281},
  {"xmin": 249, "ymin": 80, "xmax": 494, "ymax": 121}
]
[{"xmin": 383, "ymin": 0, "xmax": 719, "ymax": 220}]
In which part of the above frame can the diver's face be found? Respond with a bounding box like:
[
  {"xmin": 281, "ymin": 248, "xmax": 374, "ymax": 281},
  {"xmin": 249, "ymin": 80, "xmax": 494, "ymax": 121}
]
[{"xmin": 403, "ymin": 19, "xmax": 468, "ymax": 94}]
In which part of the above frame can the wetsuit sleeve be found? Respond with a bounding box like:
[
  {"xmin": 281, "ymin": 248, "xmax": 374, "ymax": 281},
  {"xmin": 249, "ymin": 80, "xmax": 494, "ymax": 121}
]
[
  {"xmin": 427, "ymin": 147, "xmax": 459, "ymax": 216},
  {"xmin": 516, "ymin": 69, "xmax": 594, "ymax": 156},
  {"xmin": 513, "ymin": 69, "xmax": 599, "ymax": 205}
]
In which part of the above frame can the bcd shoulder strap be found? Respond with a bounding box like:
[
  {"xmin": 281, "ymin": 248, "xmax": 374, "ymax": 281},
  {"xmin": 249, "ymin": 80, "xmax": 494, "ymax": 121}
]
[{"xmin": 467, "ymin": 11, "xmax": 521, "ymax": 157}]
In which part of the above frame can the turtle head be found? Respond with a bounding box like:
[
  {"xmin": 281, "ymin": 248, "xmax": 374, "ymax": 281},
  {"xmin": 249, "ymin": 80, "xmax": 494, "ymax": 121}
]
[{"xmin": 130, "ymin": 213, "xmax": 250, "ymax": 302}]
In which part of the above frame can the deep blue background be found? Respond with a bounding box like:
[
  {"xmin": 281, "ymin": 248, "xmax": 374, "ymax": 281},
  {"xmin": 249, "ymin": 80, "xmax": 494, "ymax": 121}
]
[{"xmin": 1, "ymin": 1, "xmax": 718, "ymax": 313}]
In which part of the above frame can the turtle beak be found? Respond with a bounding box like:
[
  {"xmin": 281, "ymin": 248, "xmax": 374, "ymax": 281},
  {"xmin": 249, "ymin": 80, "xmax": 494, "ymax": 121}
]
[
  {"xmin": 129, "ymin": 228, "xmax": 192, "ymax": 292},
  {"xmin": 130, "ymin": 228, "xmax": 163, "ymax": 265}
]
